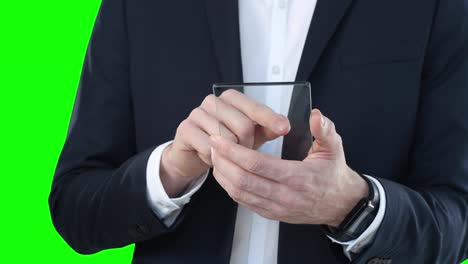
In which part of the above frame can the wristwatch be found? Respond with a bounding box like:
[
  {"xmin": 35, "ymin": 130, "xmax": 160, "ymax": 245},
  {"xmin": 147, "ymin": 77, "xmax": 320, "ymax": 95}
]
[{"xmin": 323, "ymin": 175, "xmax": 380, "ymax": 242}]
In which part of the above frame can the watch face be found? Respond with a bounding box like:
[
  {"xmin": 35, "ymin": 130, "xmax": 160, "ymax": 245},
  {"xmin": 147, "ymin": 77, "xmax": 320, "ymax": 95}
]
[
  {"xmin": 327, "ymin": 176, "xmax": 380, "ymax": 241},
  {"xmin": 341, "ymin": 199, "xmax": 368, "ymax": 231}
]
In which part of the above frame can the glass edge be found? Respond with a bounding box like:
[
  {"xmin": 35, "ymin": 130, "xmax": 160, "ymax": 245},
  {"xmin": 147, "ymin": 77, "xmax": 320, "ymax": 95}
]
[{"xmin": 213, "ymin": 81, "xmax": 311, "ymax": 89}]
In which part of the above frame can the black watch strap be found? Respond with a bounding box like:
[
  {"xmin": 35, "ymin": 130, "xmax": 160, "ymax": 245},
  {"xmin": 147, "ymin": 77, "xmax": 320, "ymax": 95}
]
[{"xmin": 323, "ymin": 175, "xmax": 380, "ymax": 242}]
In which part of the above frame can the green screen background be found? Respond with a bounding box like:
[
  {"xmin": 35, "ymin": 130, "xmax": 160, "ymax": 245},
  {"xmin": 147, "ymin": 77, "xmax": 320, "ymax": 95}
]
[
  {"xmin": 0, "ymin": 0, "xmax": 132, "ymax": 263},
  {"xmin": 0, "ymin": 1, "xmax": 466, "ymax": 263}
]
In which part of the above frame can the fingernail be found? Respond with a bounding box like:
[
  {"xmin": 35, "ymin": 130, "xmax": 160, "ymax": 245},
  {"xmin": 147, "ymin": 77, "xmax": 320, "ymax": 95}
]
[
  {"xmin": 320, "ymin": 114, "xmax": 326, "ymax": 128},
  {"xmin": 276, "ymin": 116, "xmax": 290, "ymax": 133},
  {"xmin": 211, "ymin": 147, "xmax": 215, "ymax": 157},
  {"xmin": 276, "ymin": 123, "xmax": 288, "ymax": 133}
]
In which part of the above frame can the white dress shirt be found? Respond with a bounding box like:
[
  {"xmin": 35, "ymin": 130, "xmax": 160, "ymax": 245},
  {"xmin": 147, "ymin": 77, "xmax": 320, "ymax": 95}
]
[{"xmin": 146, "ymin": 0, "xmax": 386, "ymax": 263}]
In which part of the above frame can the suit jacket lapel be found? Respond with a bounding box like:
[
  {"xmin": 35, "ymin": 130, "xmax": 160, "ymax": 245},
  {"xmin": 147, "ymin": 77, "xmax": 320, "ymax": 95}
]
[
  {"xmin": 296, "ymin": 0, "xmax": 355, "ymax": 81},
  {"xmin": 204, "ymin": 0, "xmax": 243, "ymax": 83}
]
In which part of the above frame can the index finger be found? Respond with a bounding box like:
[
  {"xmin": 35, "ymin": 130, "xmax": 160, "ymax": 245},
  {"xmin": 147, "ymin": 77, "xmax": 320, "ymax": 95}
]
[
  {"xmin": 220, "ymin": 89, "xmax": 290, "ymax": 135},
  {"xmin": 210, "ymin": 135, "xmax": 294, "ymax": 182}
]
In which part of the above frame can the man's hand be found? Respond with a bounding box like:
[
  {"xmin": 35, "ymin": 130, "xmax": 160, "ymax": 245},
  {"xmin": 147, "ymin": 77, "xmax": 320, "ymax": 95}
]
[
  {"xmin": 160, "ymin": 89, "xmax": 291, "ymax": 197},
  {"xmin": 210, "ymin": 109, "xmax": 368, "ymax": 227}
]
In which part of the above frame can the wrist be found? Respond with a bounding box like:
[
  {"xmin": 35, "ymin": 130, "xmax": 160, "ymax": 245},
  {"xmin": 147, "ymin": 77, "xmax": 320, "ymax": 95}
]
[
  {"xmin": 160, "ymin": 144, "xmax": 196, "ymax": 197},
  {"xmin": 329, "ymin": 167, "xmax": 369, "ymax": 227},
  {"xmin": 324, "ymin": 173, "xmax": 380, "ymax": 242}
]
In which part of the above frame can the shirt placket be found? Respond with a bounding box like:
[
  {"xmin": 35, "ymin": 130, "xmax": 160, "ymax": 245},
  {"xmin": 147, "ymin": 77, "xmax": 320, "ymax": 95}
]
[{"xmin": 247, "ymin": 1, "xmax": 289, "ymax": 264}]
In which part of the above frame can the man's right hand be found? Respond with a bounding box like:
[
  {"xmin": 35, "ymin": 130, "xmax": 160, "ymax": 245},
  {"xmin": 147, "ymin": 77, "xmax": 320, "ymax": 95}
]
[{"xmin": 160, "ymin": 89, "xmax": 291, "ymax": 197}]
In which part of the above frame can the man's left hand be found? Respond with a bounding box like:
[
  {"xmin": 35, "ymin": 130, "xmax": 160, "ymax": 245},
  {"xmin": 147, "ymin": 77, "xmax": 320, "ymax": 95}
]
[{"xmin": 210, "ymin": 109, "xmax": 369, "ymax": 228}]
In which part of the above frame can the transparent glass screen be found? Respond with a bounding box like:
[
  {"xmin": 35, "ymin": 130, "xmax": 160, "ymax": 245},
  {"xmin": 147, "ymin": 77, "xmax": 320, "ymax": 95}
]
[{"xmin": 213, "ymin": 82, "xmax": 312, "ymax": 161}]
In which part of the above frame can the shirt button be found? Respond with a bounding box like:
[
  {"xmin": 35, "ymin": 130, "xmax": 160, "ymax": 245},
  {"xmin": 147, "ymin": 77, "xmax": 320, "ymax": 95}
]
[
  {"xmin": 272, "ymin": 65, "xmax": 281, "ymax": 75},
  {"xmin": 278, "ymin": 0, "xmax": 287, "ymax": 9}
]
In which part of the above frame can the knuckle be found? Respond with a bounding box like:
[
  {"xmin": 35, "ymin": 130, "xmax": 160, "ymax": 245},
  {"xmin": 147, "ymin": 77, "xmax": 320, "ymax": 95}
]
[
  {"xmin": 263, "ymin": 206, "xmax": 281, "ymax": 220},
  {"xmin": 243, "ymin": 195, "xmax": 255, "ymax": 206},
  {"xmin": 177, "ymin": 119, "xmax": 192, "ymax": 133},
  {"xmin": 260, "ymin": 210, "xmax": 275, "ymax": 220},
  {"xmin": 272, "ymin": 203, "xmax": 289, "ymax": 218},
  {"xmin": 221, "ymin": 89, "xmax": 238, "ymax": 99},
  {"xmin": 188, "ymin": 108, "xmax": 202, "ymax": 120},
  {"xmin": 288, "ymin": 196, "xmax": 302, "ymax": 212},
  {"xmin": 281, "ymin": 162, "xmax": 296, "ymax": 181},
  {"xmin": 219, "ymin": 90, "xmax": 230, "ymax": 99},
  {"xmin": 246, "ymin": 154, "xmax": 263, "ymax": 173},
  {"xmin": 236, "ymin": 122, "xmax": 254, "ymax": 140},
  {"xmin": 236, "ymin": 174, "xmax": 250, "ymax": 190},
  {"xmin": 202, "ymin": 94, "xmax": 215, "ymax": 107},
  {"xmin": 262, "ymin": 184, "xmax": 273, "ymax": 199},
  {"xmin": 230, "ymin": 188, "xmax": 244, "ymax": 202},
  {"xmin": 217, "ymin": 139, "xmax": 231, "ymax": 155},
  {"xmin": 276, "ymin": 208, "xmax": 288, "ymax": 219},
  {"xmin": 269, "ymin": 208, "xmax": 282, "ymax": 219},
  {"xmin": 280, "ymin": 195, "xmax": 294, "ymax": 208}
]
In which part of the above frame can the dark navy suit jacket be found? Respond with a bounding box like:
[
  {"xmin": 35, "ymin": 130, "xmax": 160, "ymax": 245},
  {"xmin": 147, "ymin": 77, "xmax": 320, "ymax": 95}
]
[{"xmin": 49, "ymin": 0, "xmax": 468, "ymax": 263}]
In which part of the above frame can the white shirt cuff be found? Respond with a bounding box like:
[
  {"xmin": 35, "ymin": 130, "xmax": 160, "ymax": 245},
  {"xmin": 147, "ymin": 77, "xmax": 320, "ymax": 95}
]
[
  {"xmin": 327, "ymin": 175, "xmax": 387, "ymax": 260},
  {"xmin": 146, "ymin": 141, "xmax": 209, "ymax": 226}
]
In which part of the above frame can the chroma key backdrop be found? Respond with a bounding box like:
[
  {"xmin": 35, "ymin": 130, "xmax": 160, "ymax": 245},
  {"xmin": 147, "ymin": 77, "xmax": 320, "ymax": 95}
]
[
  {"xmin": 0, "ymin": 1, "xmax": 132, "ymax": 263},
  {"xmin": 0, "ymin": 1, "xmax": 466, "ymax": 264}
]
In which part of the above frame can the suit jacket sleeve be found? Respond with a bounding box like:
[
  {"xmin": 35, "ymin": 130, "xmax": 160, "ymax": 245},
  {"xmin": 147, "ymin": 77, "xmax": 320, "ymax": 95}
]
[
  {"xmin": 355, "ymin": 1, "xmax": 468, "ymax": 263},
  {"xmin": 48, "ymin": 0, "xmax": 170, "ymax": 254}
]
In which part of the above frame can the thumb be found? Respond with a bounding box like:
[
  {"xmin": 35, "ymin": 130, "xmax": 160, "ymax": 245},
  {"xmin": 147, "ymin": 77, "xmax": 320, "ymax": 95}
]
[{"xmin": 309, "ymin": 109, "xmax": 343, "ymax": 156}]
